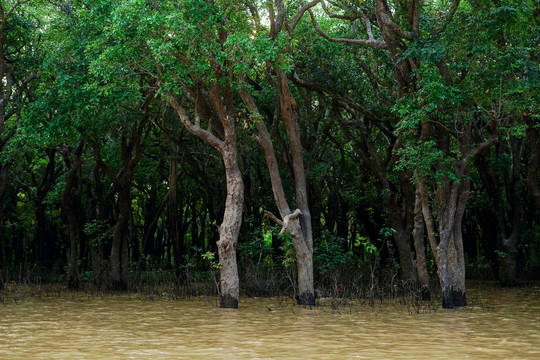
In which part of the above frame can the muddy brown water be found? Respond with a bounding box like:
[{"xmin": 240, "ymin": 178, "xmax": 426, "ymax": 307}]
[{"xmin": 1, "ymin": 284, "xmax": 539, "ymax": 359}]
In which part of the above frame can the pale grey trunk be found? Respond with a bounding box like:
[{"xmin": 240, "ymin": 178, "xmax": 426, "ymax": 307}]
[
  {"xmin": 276, "ymin": 68, "xmax": 315, "ymax": 305},
  {"xmin": 292, "ymin": 221, "xmax": 314, "ymax": 305},
  {"xmin": 163, "ymin": 86, "xmax": 244, "ymax": 308},
  {"xmin": 240, "ymin": 87, "xmax": 314, "ymax": 305},
  {"xmin": 435, "ymin": 180, "xmax": 468, "ymax": 308},
  {"xmin": 217, "ymin": 141, "xmax": 244, "ymax": 308}
]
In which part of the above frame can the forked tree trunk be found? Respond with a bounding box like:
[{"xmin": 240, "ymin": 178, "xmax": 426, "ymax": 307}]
[
  {"xmin": 164, "ymin": 85, "xmax": 244, "ymax": 308},
  {"xmin": 240, "ymin": 85, "xmax": 314, "ymax": 305},
  {"xmin": 419, "ymin": 178, "xmax": 467, "ymax": 309},
  {"xmin": 276, "ymin": 68, "xmax": 315, "ymax": 305}
]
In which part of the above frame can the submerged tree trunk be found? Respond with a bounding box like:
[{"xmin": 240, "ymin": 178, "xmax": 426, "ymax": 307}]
[
  {"xmin": 419, "ymin": 166, "xmax": 469, "ymax": 309},
  {"xmin": 112, "ymin": 187, "xmax": 131, "ymax": 290},
  {"xmin": 240, "ymin": 84, "xmax": 314, "ymax": 305},
  {"xmin": 217, "ymin": 141, "xmax": 244, "ymax": 308},
  {"xmin": 276, "ymin": 68, "xmax": 315, "ymax": 305},
  {"xmin": 164, "ymin": 82, "xmax": 244, "ymax": 308}
]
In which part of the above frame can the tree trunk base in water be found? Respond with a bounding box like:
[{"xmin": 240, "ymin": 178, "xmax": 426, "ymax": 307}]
[
  {"xmin": 220, "ymin": 294, "xmax": 239, "ymax": 308},
  {"xmin": 442, "ymin": 289, "xmax": 467, "ymax": 308},
  {"xmin": 442, "ymin": 290, "xmax": 454, "ymax": 309},
  {"xmin": 452, "ymin": 290, "xmax": 467, "ymax": 307},
  {"xmin": 500, "ymin": 253, "xmax": 517, "ymax": 288},
  {"xmin": 296, "ymin": 292, "xmax": 315, "ymax": 306}
]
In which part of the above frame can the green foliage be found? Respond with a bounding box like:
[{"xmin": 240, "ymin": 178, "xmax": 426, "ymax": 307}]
[
  {"xmin": 1, "ymin": 0, "xmax": 539, "ymax": 294},
  {"xmin": 315, "ymin": 231, "xmax": 355, "ymax": 275},
  {"xmin": 237, "ymin": 228, "xmax": 275, "ymax": 266},
  {"xmin": 201, "ymin": 251, "xmax": 222, "ymax": 270},
  {"xmin": 83, "ymin": 220, "xmax": 111, "ymax": 246},
  {"xmin": 279, "ymin": 231, "xmax": 296, "ymax": 268}
]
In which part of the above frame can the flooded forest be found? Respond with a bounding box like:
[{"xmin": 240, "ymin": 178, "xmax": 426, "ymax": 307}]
[{"xmin": 1, "ymin": 0, "xmax": 539, "ymax": 317}]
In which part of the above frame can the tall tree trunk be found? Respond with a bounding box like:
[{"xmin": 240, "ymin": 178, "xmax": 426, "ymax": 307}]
[
  {"xmin": 500, "ymin": 141, "xmax": 523, "ymax": 287},
  {"xmin": 217, "ymin": 140, "xmax": 244, "ymax": 308},
  {"xmin": 448, "ymin": 177, "xmax": 469, "ymax": 306},
  {"xmin": 276, "ymin": 68, "xmax": 315, "ymax": 305},
  {"xmin": 240, "ymin": 85, "xmax": 314, "ymax": 305},
  {"xmin": 60, "ymin": 142, "xmax": 84, "ymax": 289},
  {"xmin": 110, "ymin": 186, "xmax": 131, "ymax": 290},
  {"xmin": 412, "ymin": 188, "xmax": 431, "ymax": 300},
  {"xmin": 163, "ymin": 83, "xmax": 244, "ymax": 308},
  {"xmin": 419, "ymin": 174, "xmax": 467, "ymax": 309}
]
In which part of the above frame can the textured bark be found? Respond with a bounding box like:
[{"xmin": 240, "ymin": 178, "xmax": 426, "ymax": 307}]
[
  {"xmin": 240, "ymin": 85, "xmax": 314, "ymax": 305},
  {"xmin": 276, "ymin": 68, "xmax": 315, "ymax": 305},
  {"xmin": 412, "ymin": 189, "xmax": 431, "ymax": 300},
  {"xmin": 216, "ymin": 131, "xmax": 244, "ymax": 308},
  {"xmin": 164, "ymin": 81, "xmax": 244, "ymax": 308}
]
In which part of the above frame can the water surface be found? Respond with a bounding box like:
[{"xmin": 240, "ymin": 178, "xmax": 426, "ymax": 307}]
[{"xmin": 1, "ymin": 285, "xmax": 539, "ymax": 359}]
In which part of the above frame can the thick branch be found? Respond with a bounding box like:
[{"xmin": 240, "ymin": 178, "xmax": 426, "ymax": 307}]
[
  {"xmin": 161, "ymin": 88, "xmax": 224, "ymax": 152},
  {"xmin": 291, "ymin": 0, "xmax": 323, "ymax": 31},
  {"xmin": 374, "ymin": 0, "xmax": 414, "ymax": 40},
  {"xmin": 307, "ymin": 5, "xmax": 387, "ymax": 49},
  {"xmin": 280, "ymin": 209, "xmax": 303, "ymax": 235}
]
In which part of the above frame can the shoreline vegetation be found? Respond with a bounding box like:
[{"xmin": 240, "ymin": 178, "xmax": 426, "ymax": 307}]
[{"xmin": 2, "ymin": 273, "xmax": 538, "ymax": 316}]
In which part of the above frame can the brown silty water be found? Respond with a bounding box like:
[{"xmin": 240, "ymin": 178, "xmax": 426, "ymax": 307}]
[{"xmin": 0, "ymin": 284, "xmax": 539, "ymax": 359}]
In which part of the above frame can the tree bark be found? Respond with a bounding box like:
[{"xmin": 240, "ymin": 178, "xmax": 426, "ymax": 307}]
[
  {"xmin": 240, "ymin": 85, "xmax": 314, "ymax": 305},
  {"xmin": 412, "ymin": 188, "xmax": 431, "ymax": 300},
  {"xmin": 163, "ymin": 83, "xmax": 244, "ymax": 308},
  {"xmin": 217, "ymin": 140, "xmax": 243, "ymax": 308},
  {"xmin": 60, "ymin": 142, "xmax": 84, "ymax": 289}
]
